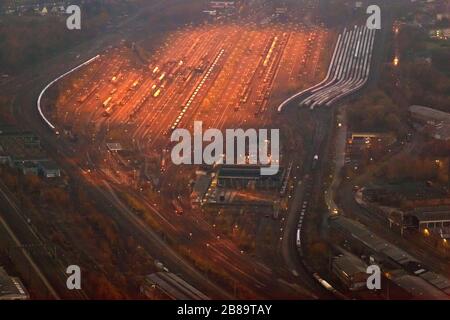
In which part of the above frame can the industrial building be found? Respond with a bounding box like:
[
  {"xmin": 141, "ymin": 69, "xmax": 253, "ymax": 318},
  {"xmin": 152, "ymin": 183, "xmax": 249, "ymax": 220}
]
[
  {"xmin": 141, "ymin": 272, "xmax": 209, "ymax": 300},
  {"xmin": 329, "ymin": 215, "xmax": 450, "ymax": 298},
  {"xmin": 209, "ymin": 1, "xmax": 236, "ymax": 10},
  {"xmin": 407, "ymin": 206, "xmax": 450, "ymax": 239},
  {"xmin": 0, "ymin": 125, "xmax": 45, "ymax": 166},
  {"xmin": 330, "ymin": 215, "xmax": 420, "ymax": 266}
]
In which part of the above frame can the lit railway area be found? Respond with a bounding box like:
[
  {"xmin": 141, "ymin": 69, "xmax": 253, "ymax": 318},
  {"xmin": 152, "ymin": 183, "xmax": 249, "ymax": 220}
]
[{"xmin": 51, "ymin": 22, "xmax": 329, "ymax": 161}]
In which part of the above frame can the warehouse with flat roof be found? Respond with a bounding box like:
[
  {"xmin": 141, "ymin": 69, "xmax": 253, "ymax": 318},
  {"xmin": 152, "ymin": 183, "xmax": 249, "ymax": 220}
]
[
  {"xmin": 407, "ymin": 206, "xmax": 450, "ymax": 238},
  {"xmin": 409, "ymin": 105, "xmax": 450, "ymax": 140}
]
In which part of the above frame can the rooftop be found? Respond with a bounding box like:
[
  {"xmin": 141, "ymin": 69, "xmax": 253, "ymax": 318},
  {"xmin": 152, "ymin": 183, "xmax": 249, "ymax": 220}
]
[
  {"xmin": 0, "ymin": 126, "xmax": 45, "ymax": 161},
  {"xmin": 0, "ymin": 125, "xmax": 38, "ymax": 138},
  {"xmin": 434, "ymin": 123, "xmax": 450, "ymax": 140}
]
